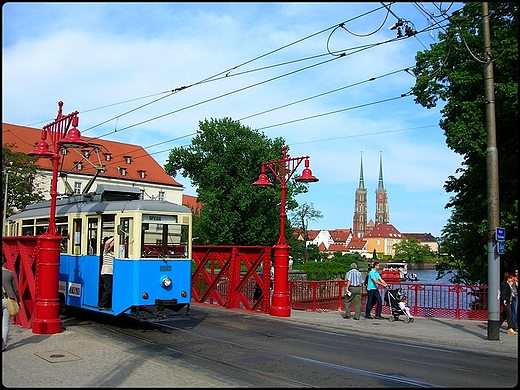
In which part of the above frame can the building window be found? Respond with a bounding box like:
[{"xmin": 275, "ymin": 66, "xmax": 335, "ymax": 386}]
[
  {"xmin": 138, "ymin": 170, "xmax": 146, "ymax": 178},
  {"xmin": 83, "ymin": 150, "xmax": 90, "ymax": 158},
  {"xmin": 124, "ymin": 156, "xmax": 132, "ymax": 164},
  {"xmin": 74, "ymin": 182, "xmax": 82, "ymax": 195},
  {"xmin": 61, "ymin": 148, "xmax": 67, "ymax": 155},
  {"xmin": 76, "ymin": 162, "xmax": 82, "ymax": 170},
  {"xmin": 105, "ymin": 153, "xmax": 111, "ymax": 161},
  {"xmin": 120, "ymin": 167, "xmax": 127, "ymax": 176},
  {"xmin": 158, "ymin": 191, "xmax": 165, "ymax": 201}
]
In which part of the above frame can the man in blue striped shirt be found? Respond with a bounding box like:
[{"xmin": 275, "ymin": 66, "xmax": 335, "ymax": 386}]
[{"xmin": 343, "ymin": 262, "xmax": 364, "ymax": 320}]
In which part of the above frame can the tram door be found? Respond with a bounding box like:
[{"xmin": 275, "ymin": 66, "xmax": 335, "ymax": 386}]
[
  {"xmin": 83, "ymin": 216, "xmax": 102, "ymax": 308},
  {"xmin": 97, "ymin": 215, "xmax": 116, "ymax": 307}
]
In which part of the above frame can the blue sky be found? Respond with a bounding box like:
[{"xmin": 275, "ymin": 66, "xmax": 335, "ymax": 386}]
[{"xmin": 2, "ymin": 2, "xmax": 464, "ymax": 237}]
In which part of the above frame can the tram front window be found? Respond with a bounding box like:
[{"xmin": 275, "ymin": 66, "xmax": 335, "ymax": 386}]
[{"xmin": 141, "ymin": 222, "xmax": 188, "ymax": 259}]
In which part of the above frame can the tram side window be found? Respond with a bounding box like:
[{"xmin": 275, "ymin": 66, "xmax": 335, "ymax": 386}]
[
  {"xmin": 87, "ymin": 218, "xmax": 99, "ymax": 256},
  {"xmin": 72, "ymin": 219, "xmax": 82, "ymax": 255},
  {"xmin": 21, "ymin": 220, "xmax": 35, "ymax": 236},
  {"xmin": 101, "ymin": 214, "xmax": 116, "ymax": 253},
  {"xmin": 118, "ymin": 217, "xmax": 133, "ymax": 259},
  {"xmin": 57, "ymin": 217, "xmax": 69, "ymax": 253}
]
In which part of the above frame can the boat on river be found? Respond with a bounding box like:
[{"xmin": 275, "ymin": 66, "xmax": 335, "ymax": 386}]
[{"xmin": 381, "ymin": 262, "xmax": 408, "ymax": 283}]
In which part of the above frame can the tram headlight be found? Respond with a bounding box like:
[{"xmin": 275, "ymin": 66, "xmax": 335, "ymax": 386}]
[
  {"xmin": 181, "ymin": 291, "xmax": 187, "ymax": 298},
  {"xmin": 161, "ymin": 276, "xmax": 172, "ymax": 288}
]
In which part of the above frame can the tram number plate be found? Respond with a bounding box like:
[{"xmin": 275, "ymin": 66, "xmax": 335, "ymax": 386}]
[{"xmin": 160, "ymin": 266, "xmax": 172, "ymax": 271}]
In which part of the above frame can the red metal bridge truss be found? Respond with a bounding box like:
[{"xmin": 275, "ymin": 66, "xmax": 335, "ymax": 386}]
[
  {"xmin": 2, "ymin": 236, "xmax": 39, "ymax": 328},
  {"xmin": 191, "ymin": 245, "xmax": 272, "ymax": 313}
]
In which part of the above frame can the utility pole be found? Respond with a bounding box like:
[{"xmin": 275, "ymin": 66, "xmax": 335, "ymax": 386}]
[{"xmin": 481, "ymin": 2, "xmax": 501, "ymax": 341}]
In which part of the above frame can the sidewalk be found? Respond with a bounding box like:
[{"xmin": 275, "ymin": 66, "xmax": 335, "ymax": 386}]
[{"xmin": 2, "ymin": 307, "xmax": 517, "ymax": 388}]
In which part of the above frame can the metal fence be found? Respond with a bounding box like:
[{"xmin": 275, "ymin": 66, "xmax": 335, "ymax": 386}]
[{"xmin": 289, "ymin": 280, "xmax": 488, "ymax": 320}]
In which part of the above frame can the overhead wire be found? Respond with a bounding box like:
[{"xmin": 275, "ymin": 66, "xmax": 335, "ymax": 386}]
[{"xmin": 32, "ymin": 4, "xmax": 458, "ymax": 166}]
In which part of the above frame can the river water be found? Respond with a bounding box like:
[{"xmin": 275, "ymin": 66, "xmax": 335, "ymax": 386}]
[{"xmin": 406, "ymin": 269, "xmax": 453, "ymax": 284}]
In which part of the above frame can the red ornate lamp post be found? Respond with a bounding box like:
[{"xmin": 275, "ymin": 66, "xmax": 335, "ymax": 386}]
[
  {"xmin": 253, "ymin": 145, "xmax": 318, "ymax": 317},
  {"xmin": 28, "ymin": 101, "xmax": 89, "ymax": 334}
]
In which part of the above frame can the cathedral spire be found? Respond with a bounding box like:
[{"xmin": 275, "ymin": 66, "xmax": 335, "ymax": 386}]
[
  {"xmin": 378, "ymin": 151, "xmax": 384, "ymax": 190},
  {"xmin": 375, "ymin": 151, "xmax": 389, "ymax": 225},
  {"xmin": 353, "ymin": 151, "xmax": 368, "ymax": 238},
  {"xmin": 358, "ymin": 151, "xmax": 365, "ymax": 189}
]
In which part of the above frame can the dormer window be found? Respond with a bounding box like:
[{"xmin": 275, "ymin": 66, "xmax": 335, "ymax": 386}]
[
  {"xmin": 83, "ymin": 150, "xmax": 90, "ymax": 158},
  {"xmin": 75, "ymin": 161, "xmax": 82, "ymax": 170},
  {"xmin": 61, "ymin": 148, "xmax": 67, "ymax": 155},
  {"xmin": 105, "ymin": 153, "xmax": 112, "ymax": 161},
  {"xmin": 138, "ymin": 170, "xmax": 146, "ymax": 178},
  {"xmin": 120, "ymin": 167, "xmax": 127, "ymax": 176},
  {"xmin": 124, "ymin": 155, "xmax": 132, "ymax": 164}
]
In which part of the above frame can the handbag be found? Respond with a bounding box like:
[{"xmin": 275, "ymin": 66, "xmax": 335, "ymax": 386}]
[{"xmin": 3, "ymin": 287, "xmax": 20, "ymax": 316}]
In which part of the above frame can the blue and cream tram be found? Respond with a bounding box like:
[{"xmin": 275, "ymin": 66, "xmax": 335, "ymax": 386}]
[{"xmin": 5, "ymin": 184, "xmax": 192, "ymax": 317}]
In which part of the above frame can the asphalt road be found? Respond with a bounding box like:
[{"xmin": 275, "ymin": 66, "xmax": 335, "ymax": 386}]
[
  {"xmin": 78, "ymin": 305, "xmax": 519, "ymax": 387},
  {"xmin": 3, "ymin": 304, "xmax": 517, "ymax": 388}
]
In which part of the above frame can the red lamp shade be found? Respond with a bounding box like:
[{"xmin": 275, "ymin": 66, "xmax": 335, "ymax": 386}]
[
  {"xmin": 57, "ymin": 127, "xmax": 89, "ymax": 149},
  {"xmin": 296, "ymin": 159, "xmax": 319, "ymax": 183},
  {"xmin": 28, "ymin": 140, "xmax": 54, "ymax": 158},
  {"xmin": 252, "ymin": 166, "xmax": 274, "ymax": 187}
]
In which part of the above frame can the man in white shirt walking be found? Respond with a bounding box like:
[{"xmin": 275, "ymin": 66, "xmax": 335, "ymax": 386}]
[{"xmin": 343, "ymin": 262, "xmax": 364, "ymax": 320}]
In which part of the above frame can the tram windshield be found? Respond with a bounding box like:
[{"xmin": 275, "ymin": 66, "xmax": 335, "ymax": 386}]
[{"xmin": 141, "ymin": 217, "xmax": 189, "ymax": 259}]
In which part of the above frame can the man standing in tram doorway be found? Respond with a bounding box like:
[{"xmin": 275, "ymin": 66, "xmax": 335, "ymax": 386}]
[{"xmin": 99, "ymin": 236, "xmax": 115, "ymax": 311}]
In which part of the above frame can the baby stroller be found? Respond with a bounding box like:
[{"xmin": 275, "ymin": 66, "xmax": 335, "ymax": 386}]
[{"xmin": 384, "ymin": 288, "xmax": 414, "ymax": 323}]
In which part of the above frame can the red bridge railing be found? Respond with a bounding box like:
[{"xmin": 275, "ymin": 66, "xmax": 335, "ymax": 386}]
[{"xmin": 289, "ymin": 280, "xmax": 488, "ymax": 320}]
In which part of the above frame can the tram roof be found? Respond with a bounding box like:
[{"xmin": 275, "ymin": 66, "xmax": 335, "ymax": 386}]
[{"xmin": 7, "ymin": 184, "xmax": 192, "ymax": 221}]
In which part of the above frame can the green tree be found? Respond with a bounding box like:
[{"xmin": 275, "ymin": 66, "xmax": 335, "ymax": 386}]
[
  {"xmin": 2, "ymin": 144, "xmax": 46, "ymax": 219},
  {"xmin": 297, "ymin": 252, "xmax": 365, "ymax": 281},
  {"xmin": 411, "ymin": 2, "xmax": 518, "ymax": 284},
  {"xmin": 289, "ymin": 202, "xmax": 323, "ymax": 262},
  {"xmin": 393, "ymin": 238, "xmax": 433, "ymax": 264},
  {"xmin": 164, "ymin": 117, "xmax": 309, "ymax": 245},
  {"xmin": 305, "ymin": 244, "xmax": 324, "ymax": 263}
]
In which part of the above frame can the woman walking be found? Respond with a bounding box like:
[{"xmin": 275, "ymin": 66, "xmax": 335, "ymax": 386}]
[
  {"xmin": 3, "ymin": 255, "xmax": 21, "ymax": 351},
  {"xmin": 499, "ymin": 272, "xmax": 517, "ymax": 335}
]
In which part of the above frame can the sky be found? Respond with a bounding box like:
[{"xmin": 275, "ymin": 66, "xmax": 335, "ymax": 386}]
[{"xmin": 2, "ymin": 2, "xmax": 465, "ymax": 238}]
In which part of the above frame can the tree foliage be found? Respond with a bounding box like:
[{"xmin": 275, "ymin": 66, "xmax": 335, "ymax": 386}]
[
  {"xmin": 393, "ymin": 238, "xmax": 435, "ymax": 264},
  {"xmin": 294, "ymin": 252, "xmax": 365, "ymax": 281},
  {"xmin": 411, "ymin": 3, "xmax": 518, "ymax": 284},
  {"xmin": 289, "ymin": 202, "xmax": 323, "ymax": 262},
  {"xmin": 164, "ymin": 117, "xmax": 310, "ymax": 246},
  {"xmin": 2, "ymin": 145, "xmax": 46, "ymax": 219}
]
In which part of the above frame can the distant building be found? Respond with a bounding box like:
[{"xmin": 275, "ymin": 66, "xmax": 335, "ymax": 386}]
[{"xmin": 363, "ymin": 223, "xmax": 405, "ymax": 257}]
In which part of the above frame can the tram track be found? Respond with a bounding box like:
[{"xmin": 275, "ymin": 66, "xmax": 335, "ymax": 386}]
[{"xmin": 83, "ymin": 311, "xmax": 446, "ymax": 388}]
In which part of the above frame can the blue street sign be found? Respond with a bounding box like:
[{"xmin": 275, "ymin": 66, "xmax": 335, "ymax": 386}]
[
  {"xmin": 495, "ymin": 227, "xmax": 506, "ymax": 242},
  {"xmin": 497, "ymin": 241, "xmax": 505, "ymax": 255}
]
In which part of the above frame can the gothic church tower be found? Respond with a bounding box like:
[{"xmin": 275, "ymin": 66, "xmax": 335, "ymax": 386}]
[
  {"xmin": 375, "ymin": 151, "xmax": 389, "ymax": 225},
  {"xmin": 352, "ymin": 152, "xmax": 367, "ymax": 238}
]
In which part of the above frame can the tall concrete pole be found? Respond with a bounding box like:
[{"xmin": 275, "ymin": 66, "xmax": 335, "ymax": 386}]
[{"xmin": 481, "ymin": 2, "xmax": 501, "ymax": 341}]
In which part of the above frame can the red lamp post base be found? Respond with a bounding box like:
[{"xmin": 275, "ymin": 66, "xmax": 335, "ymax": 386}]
[
  {"xmin": 269, "ymin": 244, "xmax": 291, "ymax": 317},
  {"xmin": 32, "ymin": 233, "xmax": 63, "ymax": 334}
]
